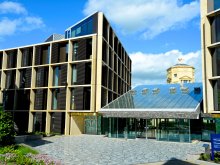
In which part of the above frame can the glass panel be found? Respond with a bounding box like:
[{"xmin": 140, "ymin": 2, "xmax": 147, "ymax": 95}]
[
  {"xmin": 157, "ymin": 119, "xmax": 190, "ymax": 142},
  {"xmin": 211, "ymin": 15, "xmax": 220, "ymax": 44},
  {"xmin": 102, "ymin": 83, "xmax": 202, "ymax": 110},
  {"xmin": 179, "ymin": 119, "xmax": 190, "ymax": 142},
  {"xmin": 76, "ymin": 27, "xmax": 81, "ymax": 35},
  {"xmin": 71, "ymin": 89, "xmax": 75, "ymax": 110},
  {"xmin": 85, "ymin": 116, "xmax": 97, "ymax": 134},
  {"xmin": 136, "ymin": 119, "xmax": 146, "ymax": 138},
  {"xmin": 73, "ymin": 42, "xmax": 78, "ymax": 61},
  {"xmin": 66, "ymin": 15, "xmax": 94, "ymax": 39},
  {"xmin": 71, "ymin": 29, "xmax": 76, "ymax": 37},
  {"xmin": 117, "ymin": 118, "xmax": 127, "ymax": 138},
  {"xmin": 66, "ymin": 43, "xmax": 69, "ymax": 59},
  {"xmin": 147, "ymin": 119, "xmax": 156, "ymax": 139},
  {"xmin": 127, "ymin": 118, "xmax": 136, "ymax": 139},
  {"xmin": 47, "ymin": 46, "xmax": 50, "ymax": 63},
  {"xmin": 202, "ymin": 118, "xmax": 215, "ymax": 141},
  {"xmin": 109, "ymin": 118, "xmax": 117, "ymax": 138},
  {"xmin": 52, "ymin": 90, "xmax": 58, "ymax": 110},
  {"xmin": 213, "ymin": 79, "xmax": 220, "ymax": 111},
  {"xmin": 72, "ymin": 65, "xmax": 77, "ymax": 84},
  {"xmin": 53, "ymin": 67, "xmax": 59, "ymax": 86},
  {"xmin": 208, "ymin": 0, "xmax": 220, "ymax": 12},
  {"xmin": 41, "ymin": 46, "xmax": 50, "ymax": 64},
  {"xmin": 101, "ymin": 117, "xmax": 109, "ymax": 135},
  {"xmin": 212, "ymin": 48, "xmax": 220, "ymax": 76}
]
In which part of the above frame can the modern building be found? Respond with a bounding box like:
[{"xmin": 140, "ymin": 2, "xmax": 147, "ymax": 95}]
[
  {"xmin": 201, "ymin": 0, "xmax": 220, "ymax": 114},
  {"xmin": 0, "ymin": 12, "xmax": 132, "ymax": 135},
  {"xmin": 167, "ymin": 60, "xmax": 195, "ymax": 84},
  {"xmin": 100, "ymin": 83, "xmax": 208, "ymax": 142}
]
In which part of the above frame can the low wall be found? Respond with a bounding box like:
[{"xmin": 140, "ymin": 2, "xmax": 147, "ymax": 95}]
[{"xmin": 15, "ymin": 135, "xmax": 43, "ymax": 143}]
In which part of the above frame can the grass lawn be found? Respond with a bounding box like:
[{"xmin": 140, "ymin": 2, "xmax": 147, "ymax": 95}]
[
  {"xmin": 0, "ymin": 144, "xmax": 61, "ymax": 164},
  {"xmin": 0, "ymin": 144, "xmax": 39, "ymax": 155}
]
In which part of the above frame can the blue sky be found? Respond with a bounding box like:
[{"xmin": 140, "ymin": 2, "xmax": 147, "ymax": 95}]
[{"xmin": 0, "ymin": 0, "xmax": 201, "ymax": 86}]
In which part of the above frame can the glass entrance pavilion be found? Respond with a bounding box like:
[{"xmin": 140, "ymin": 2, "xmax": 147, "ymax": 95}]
[{"xmin": 100, "ymin": 83, "xmax": 203, "ymax": 143}]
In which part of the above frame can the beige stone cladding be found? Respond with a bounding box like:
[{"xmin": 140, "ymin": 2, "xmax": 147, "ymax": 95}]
[
  {"xmin": 167, "ymin": 64, "xmax": 195, "ymax": 84},
  {"xmin": 201, "ymin": 0, "xmax": 220, "ymax": 114},
  {"xmin": 0, "ymin": 12, "xmax": 131, "ymax": 135}
]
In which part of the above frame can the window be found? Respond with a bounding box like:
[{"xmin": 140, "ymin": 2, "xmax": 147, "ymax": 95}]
[
  {"xmin": 73, "ymin": 42, "xmax": 78, "ymax": 61},
  {"xmin": 212, "ymin": 47, "xmax": 220, "ymax": 76},
  {"xmin": 53, "ymin": 67, "xmax": 60, "ymax": 86},
  {"xmin": 36, "ymin": 71, "xmax": 41, "ymax": 83},
  {"xmin": 72, "ymin": 65, "xmax": 77, "ymax": 84},
  {"xmin": 174, "ymin": 74, "xmax": 177, "ymax": 77},
  {"xmin": 66, "ymin": 44, "xmax": 69, "ymax": 58},
  {"xmin": 71, "ymin": 29, "xmax": 76, "ymax": 37},
  {"xmin": 211, "ymin": 15, "xmax": 220, "ymax": 43},
  {"xmin": 76, "ymin": 27, "xmax": 81, "ymax": 35},
  {"xmin": 20, "ymin": 70, "xmax": 26, "ymax": 88},
  {"xmin": 183, "ymin": 80, "xmax": 188, "ymax": 83},
  {"xmin": 71, "ymin": 89, "xmax": 75, "ymax": 110},
  {"xmin": 65, "ymin": 15, "xmax": 95, "ymax": 39},
  {"xmin": 52, "ymin": 89, "xmax": 58, "ymax": 110},
  {"xmin": 47, "ymin": 46, "xmax": 50, "ymax": 63},
  {"xmin": 41, "ymin": 45, "xmax": 50, "ymax": 64}
]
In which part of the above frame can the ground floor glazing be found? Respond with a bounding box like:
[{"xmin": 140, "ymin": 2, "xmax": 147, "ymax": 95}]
[
  {"xmin": 101, "ymin": 117, "xmax": 220, "ymax": 143},
  {"xmin": 9, "ymin": 111, "xmax": 220, "ymax": 143}
]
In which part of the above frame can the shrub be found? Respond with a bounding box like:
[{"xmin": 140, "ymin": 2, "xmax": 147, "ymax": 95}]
[
  {"xmin": 199, "ymin": 153, "xmax": 210, "ymax": 161},
  {"xmin": 214, "ymin": 152, "xmax": 220, "ymax": 163},
  {"xmin": 0, "ymin": 107, "xmax": 15, "ymax": 146}
]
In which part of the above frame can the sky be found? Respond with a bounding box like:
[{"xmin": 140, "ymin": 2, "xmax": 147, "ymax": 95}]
[{"xmin": 0, "ymin": 0, "xmax": 202, "ymax": 86}]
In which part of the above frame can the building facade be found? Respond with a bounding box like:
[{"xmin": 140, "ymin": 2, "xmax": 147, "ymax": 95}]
[
  {"xmin": 201, "ymin": 0, "xmax": 220, "ymax": 114},
  {"xmin": 167, "ymin": 63, "xmax": 195, "ymax": 84},
  {"xmin": 0, "ymin": 12, "xmax": 131, "ymax": 135}
]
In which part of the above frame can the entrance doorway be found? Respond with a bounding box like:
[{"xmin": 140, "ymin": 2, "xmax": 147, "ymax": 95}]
[
  {"xmin": 136, "ymin": 119, "xmax": 156, "ymax": 139},
  {"xmin": 146, "ymin": 119, "xmax": 156, "ymax": 139},
  {"xmin": 136, "ymin": 119, "xmax": 146, "ymax": 138}
]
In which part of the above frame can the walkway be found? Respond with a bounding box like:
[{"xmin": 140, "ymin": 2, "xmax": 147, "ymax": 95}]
[{"xmin": 26, "ymin": 135, "xmax": 209, "ymax": 165}]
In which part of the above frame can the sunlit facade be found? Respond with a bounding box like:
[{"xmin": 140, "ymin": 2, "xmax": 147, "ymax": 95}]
[
  {"xmin": 167, "ymin": 64, "xmax": 195, "ymax": 84},
  {"xmin": 201, "ymin": 0, "xmax": 220, "ymax": 114},
  {"xmin": 0, "ymin": 12, "xmax": 131, "ymax": 135}
]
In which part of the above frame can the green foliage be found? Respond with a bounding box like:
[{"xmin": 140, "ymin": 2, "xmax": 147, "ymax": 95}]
[
  {"xmin": 0, "ymin": 153, "xmax": 45, "ymax": 165},
  {"xmin": 0, "ymin": 107, "xmax": 15, "ymax": 146},
  {"xmin": 26, "ymin": 131, "xmax": 47, "ymax": 137},
  {"xmin": 0, "ymin": 145, "xmax": 42, "ymax": 165},
  {"xmin": 0, "ymin": 145, "xmax": 38, "ymax": 154},
  {"xmin": 16, "ymin": 145, "xmax": 39, "ymax": 155},
  {"xmin": 215, "ymin": 152, "xmax": 220, "ymax": 163},
  {"xmin": 199, "ymin": 153, "xmax": 210, "ymax": 161},
  {"xmin": 0, "ymin": 145, "xmax": 16, "ymax": 154}
]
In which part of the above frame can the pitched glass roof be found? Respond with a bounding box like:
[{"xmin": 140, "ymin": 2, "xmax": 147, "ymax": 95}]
[
  {"xmin": 100, "ymin": 83, "xmax": 202, "ymax": 119},
  {"xmin": 102, "ymin": 83, "xmax": 202, "ymax": 110}
]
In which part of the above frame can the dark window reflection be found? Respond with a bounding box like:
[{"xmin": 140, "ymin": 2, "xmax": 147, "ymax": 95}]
[{"xmin": 213, "ymin": 79, "xmax": 220, "ymax": 111}]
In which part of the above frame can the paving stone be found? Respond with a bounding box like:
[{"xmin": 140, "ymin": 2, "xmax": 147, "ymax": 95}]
[{"xmin": 25, "ymin": 135, "xmax": 208, "ymax": 165}]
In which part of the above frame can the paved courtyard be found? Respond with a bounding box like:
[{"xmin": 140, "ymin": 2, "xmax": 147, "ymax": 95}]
[{"xmin": 26, "ymin": 135, "xmax": 208, "ymax": 165}]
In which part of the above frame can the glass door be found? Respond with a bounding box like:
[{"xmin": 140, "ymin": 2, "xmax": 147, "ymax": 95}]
[
  {"xmin": 136, "ymin": 119, "xmax": 146, "ymax": 138},
  {"xmin": 147, "ymin": 119, "xmax": 156, "ymax": 139}
]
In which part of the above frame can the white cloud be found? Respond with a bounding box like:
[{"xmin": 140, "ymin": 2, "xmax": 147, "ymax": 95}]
[
  {"xmin": 20, "ymin": 16, "xmax": 45, "ymax": 31},
  {"xmin": 83, "ymin": 0, "xmax": 200, "ymax": 39},
  {"xmin": 0, "ymin": 1, "xmax": 45, "ymax": 37},
  {"xmin": 130, "ymin": 50, "xmax": 202, "ymax": 86},
  {"xmin": 0, "ymin": 17, "xmax": 18, "ymax": 35},
  {"xmin": 0, "ymin": 1, "xmax": 27, "ymax": 14}
]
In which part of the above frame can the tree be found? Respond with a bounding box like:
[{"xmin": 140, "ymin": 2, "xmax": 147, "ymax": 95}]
[{"xmin": 0, "ymin": 106, "xmax": 15, "ymax": 146}]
